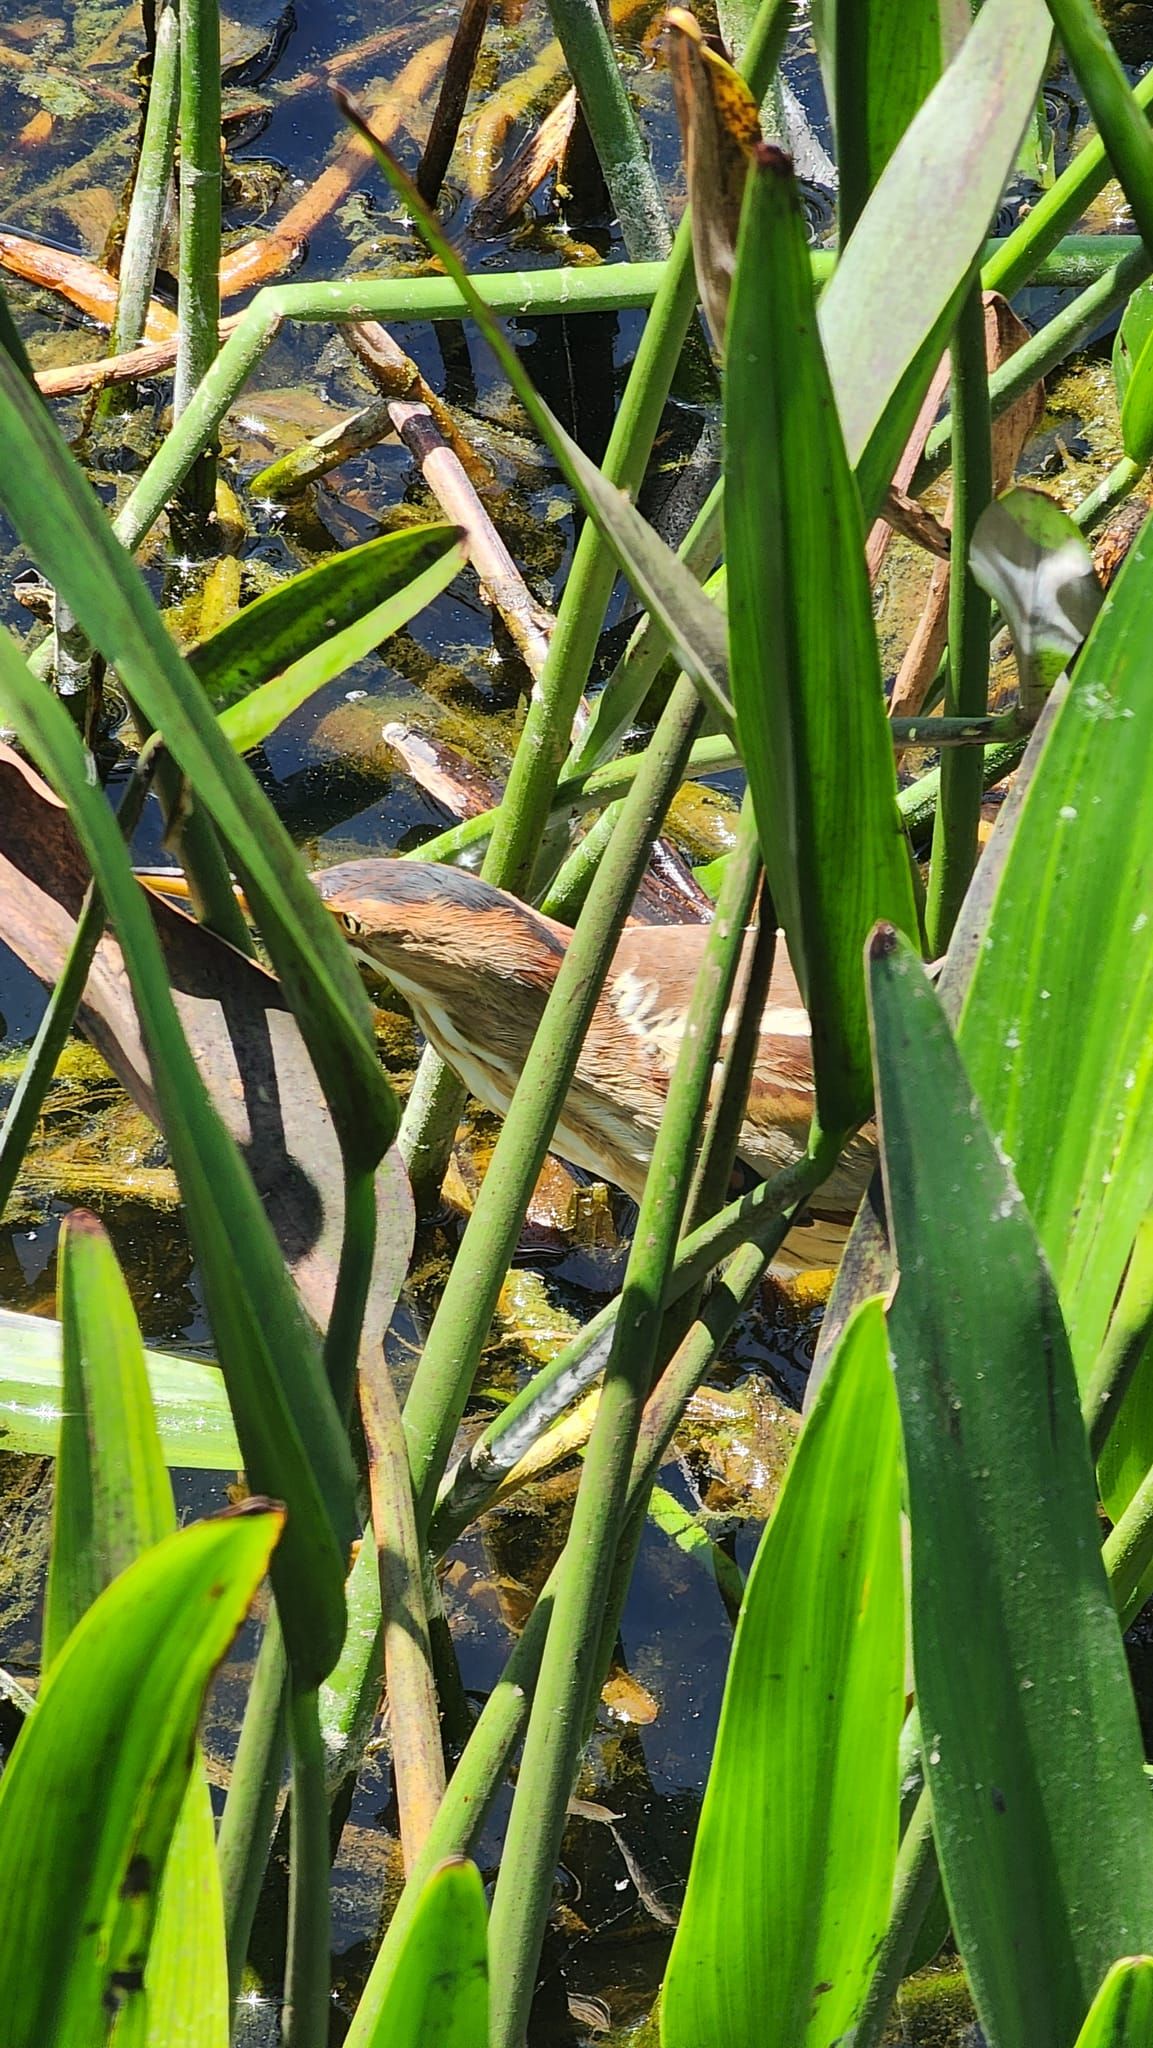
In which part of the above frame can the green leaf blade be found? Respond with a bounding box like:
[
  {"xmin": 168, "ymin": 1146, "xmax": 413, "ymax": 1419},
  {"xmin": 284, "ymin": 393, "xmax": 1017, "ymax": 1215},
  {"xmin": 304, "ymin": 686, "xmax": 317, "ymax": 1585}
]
[
  {"xmin": 1074, "ymin": 1958, "xmax": 1153, "ymax": 2048},
  {"xmin": 820, "ymin": 0, "xmax": 1052, "ymax": 508},
  {"xmin": 955, "ymin": 521, "xmax": 1153, "ymax": 1387},
  {"xmin": 43, "ymin": 1210, "xmax": 176, "ymax": 1668},
  {"xmin": 358, "ymin": 1858, "xmax": 488, "ymax": 2048},
  {"xmin": 662, "ymin": 1296, "xmax": 904, "ymax": 2048},
  {"xmin": 725, "ymin": 147, "xmax": 919, "ymax": 1135},
  {"xmin": 0, "ymin": 1512, "xmax": 280, "ymax": 2048},
  {"xmin": 870, "ymin": 928, "xmax": 1153, "ymax": 2048},
  {"xmin": 0, "ymin": 1307, "xmax": 240, "ymax": 1469}
]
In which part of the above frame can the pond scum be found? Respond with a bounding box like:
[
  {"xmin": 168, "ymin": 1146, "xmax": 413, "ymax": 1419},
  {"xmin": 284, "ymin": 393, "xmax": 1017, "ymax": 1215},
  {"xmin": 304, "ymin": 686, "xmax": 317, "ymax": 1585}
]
[{"xmin": 4, "ymin": 1, "xmax": 1153, "ymax": 2044}]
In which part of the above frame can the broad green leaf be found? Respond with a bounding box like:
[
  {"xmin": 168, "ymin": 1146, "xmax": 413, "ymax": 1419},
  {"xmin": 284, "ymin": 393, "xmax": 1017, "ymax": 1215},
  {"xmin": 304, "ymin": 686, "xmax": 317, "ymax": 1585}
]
[
  {"xmin": 1074, "ymin": 1958, "xmax": 1153, "ymax": 2048},
  {"xmin": 42, "ymin": 1213, "xmax": 228, "ymax": 2048},
  {"xmin": 0, "ymin": 1307, "xmax": 239, "ymax": 1468},
  {"xmin": 954, "ymin": 520, "xmax": 1153, "ymax": 1387},
  {"xmin": 216, "ymin": 538, "xmax": 465, "ymax": 752},
  {"xmin": 970, "ymin": 487, "xmax": 1103, "ymax": 718},
  {"xmin": 354, "ymin": 1859, "xmax": 488, "ymax": 2048},
  {"xmin": 811, "ymin": 0, "xmax": 943, "ymax": 233},
  {"xmin": 725, "ymin": 147, "xmax": 918, "ymax": 1136},
  {"xmin": 334, "ymin": 97, "xmax": 734, "ymax": 733},
  {"xmin": 871, "ymin": 928, "xmax": 1153, "ymax": 2048},
  {"xmin": 0, "ymin": 345, "xmax": 397, "ymax": 1179},
  {"xmin": 662, "ymin": 1297, "xmax": 903, "ymax": 2048},
  {"xmin": 191, "ymin": 524, "xmax": 460, "ymax": 706},
  {"xmin": 0, "ymin": 1511, "xmax": 280, "ymax": 2048},
  {"xmin": 819, "ymin": 0, "xmax": 1052, "ymax": 510},
  {"xmin": 43, "ymin": 1211, "xmax": 176, "ymax": 1666},
  {"xmin": 0, "ymin": 624, "xmax": 354, "ymax": 1686}
]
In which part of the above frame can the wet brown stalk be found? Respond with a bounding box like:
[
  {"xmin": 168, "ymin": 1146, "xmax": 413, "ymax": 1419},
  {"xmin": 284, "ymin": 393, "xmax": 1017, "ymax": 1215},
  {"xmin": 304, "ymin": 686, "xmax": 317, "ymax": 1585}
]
[{"xmin": 417, "ymin": 0, "xmax": 491, "ymax": 205}]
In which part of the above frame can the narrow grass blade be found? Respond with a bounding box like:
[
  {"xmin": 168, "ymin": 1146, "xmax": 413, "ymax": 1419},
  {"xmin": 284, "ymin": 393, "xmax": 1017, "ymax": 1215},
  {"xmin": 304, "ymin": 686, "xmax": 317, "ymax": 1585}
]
[
  {"xmin": 819, "ymin": 0, "xmax": 1053, "ymax": 509},
  {"xmin": 334, "ymin": 93, "xmax": 733, "ymax": 730},
  {"xmin": 357, "ymin": 1859, "xmax": 488, "ymax": 2048},
  {"xmin": 0, "ymin": 1309, "xmax": 239, "ymax": 1468},
  {"xmin": 1074, "ymin": 1959, "xmax": 1153, "ymax": 2048},
  {"xmin": 191, "ymin": 524, "xmax": 462, "ymax": 710},
  {"xmin": 662, "ymin": 1297, "xmax": 903, "ymax": 2048},
  {"xmin": 0, "ymin": 625, "xmax": 355, "ymax": 1686},
  {"xmin": 0, "ymin": 1511, "xmax": 281, "ymax": 2048},
  {"xmin": 0, "ymin": 346, "xmax": 397, "ymax": 1177},
  {"xmin": 870, "ymin": 927, "xmax": 1153, "ymax": 2048},
  {"xmin": 725, "ymin": 146, "xmax": 918, "ymax": 1136}
]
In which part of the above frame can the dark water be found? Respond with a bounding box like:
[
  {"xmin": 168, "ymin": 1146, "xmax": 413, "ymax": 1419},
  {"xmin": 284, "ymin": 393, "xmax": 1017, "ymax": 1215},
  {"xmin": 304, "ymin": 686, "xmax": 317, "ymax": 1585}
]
[{"xmin": 0, "ymin": 2, "xmax": 1149, "ymax": 2037}]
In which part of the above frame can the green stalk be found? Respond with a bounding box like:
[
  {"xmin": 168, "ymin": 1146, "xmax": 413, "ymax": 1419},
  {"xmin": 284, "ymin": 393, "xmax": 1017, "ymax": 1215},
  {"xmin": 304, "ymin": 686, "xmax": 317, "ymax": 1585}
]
[
  {"xmin": 1084, "ymin": 1216, "xmax": 1153, "ymax": 1458},
  {"xmin": 479, "ymin": 216, "xmax": 702, "ymax": 895},
  {"xmin": 175, "ymin": 0, "xmax": 221, "ymax": 520},
  {"xmin": 219, "ymin": 1613, "xmax": 290, "ymax": 1998},
  {"xmin": 485, "ymin": 801, "xmax": 793, "ymax": 2045},
  {"xmin": 104, "ymin": 239, "xmax": 1137, "ymax": 562},
  {"xmin": 537, "ymin": 800, "xmax": 621, "ymax": 921},
  {"xmin": 850, "ymin": 1789, "xmax": 939, "ymax": 2048},
  {"xmin": 401, "ymin": 679, "xmax": 704, "ymax": 1530},
  {"xmin": 112, "ymin": 0, "xmax": 180, "ymax": 357},
  {"xmin": 896, "ymin": 740, "xmax": 1024, "ymax": 843},
  {"xmin": 478, "ymin": 0, "xmax": 792, "ymax": 896},
  {"xmin": 321, "ymin": 1167, "xmax": 378, "ymax": 1418},
  {"xmin": 686, "ymin": 806, "xmax": 771, "ymax": 1228},
  {"xmin": 283, "ymin": 1688, "xmax": 330, "ymax": 2046},
  {"xmin": 409, "ymin": 732, "xmax": 740, "ymax": 872},
  {"xmin": 1043, "ymin": 0, "xmax": 1153, "ymax": 256},
  {"xmin": 360, "ymin": 1355, "xmax": 445, "ymax": 1866},
  {"xmin": 348, "ymin": 1201, "xmax": 804, "ymax": 2048},
  {"xmin": 920, "ymin": 242, "xmax": 1152, "ymax": 482},
  {"xmin": 926, "ymin": 286, "xmax": 993, "ymax": 954},
  {"xmin": 1071, "ymin": 453, "xmax": 1145, "ymax": 535},
  {"xmin": 981, "ymin": 74, "xmax": 1153, "ymax": 298},
  {"xmin": 1104, "ymin": 1465, "xmax": 1153, "ymax": 1629},
  {"xmin": 395, "ymin": 1053, "xmax": 467, "ymax": 1213},
  {"xmin": 543, "ymin": 0, "xmax": 671, "ymax": 260}
]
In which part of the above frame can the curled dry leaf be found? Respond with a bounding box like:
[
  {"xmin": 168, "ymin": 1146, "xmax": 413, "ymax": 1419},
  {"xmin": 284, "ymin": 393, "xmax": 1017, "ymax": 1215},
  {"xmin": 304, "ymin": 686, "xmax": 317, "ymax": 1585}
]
[{"xmin": 665, "ymin": 6, "xmax": 762, "ymax": 352}]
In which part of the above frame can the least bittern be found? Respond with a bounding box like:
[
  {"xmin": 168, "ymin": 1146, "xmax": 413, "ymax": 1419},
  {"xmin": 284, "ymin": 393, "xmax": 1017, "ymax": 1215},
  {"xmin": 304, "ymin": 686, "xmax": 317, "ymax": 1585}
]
[{"xmin": 312, "ymin": 859, "xmax": 872, "ymax": 1242}]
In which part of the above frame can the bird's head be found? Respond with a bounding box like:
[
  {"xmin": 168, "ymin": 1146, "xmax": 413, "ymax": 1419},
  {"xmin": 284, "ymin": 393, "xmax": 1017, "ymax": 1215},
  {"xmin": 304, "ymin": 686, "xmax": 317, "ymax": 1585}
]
[{"xmin": 311, "ymin": 858, "xmax": 566, "ymax": 1011}]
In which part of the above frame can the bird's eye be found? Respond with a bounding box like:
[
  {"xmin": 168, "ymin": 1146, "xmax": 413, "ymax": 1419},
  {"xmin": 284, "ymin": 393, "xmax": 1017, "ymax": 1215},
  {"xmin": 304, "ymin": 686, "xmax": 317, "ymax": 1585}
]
[{"xmin": 339, "ymin": 910, "xmax": 363, "ymax": 935}]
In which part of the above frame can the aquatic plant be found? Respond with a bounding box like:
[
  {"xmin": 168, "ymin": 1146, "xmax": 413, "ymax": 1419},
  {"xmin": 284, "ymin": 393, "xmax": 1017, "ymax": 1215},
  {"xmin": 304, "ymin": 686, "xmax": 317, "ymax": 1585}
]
[{"xmin": 2, "ymin": 0, "xmax": 1153, "ymax": 2042}]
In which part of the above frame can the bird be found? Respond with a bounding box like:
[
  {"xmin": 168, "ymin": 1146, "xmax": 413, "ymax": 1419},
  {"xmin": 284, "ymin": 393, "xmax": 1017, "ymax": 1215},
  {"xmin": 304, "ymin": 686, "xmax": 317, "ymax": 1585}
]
[{"xmin": 311, "ymin": 858, "xmax": 872, "ymax": 1256}]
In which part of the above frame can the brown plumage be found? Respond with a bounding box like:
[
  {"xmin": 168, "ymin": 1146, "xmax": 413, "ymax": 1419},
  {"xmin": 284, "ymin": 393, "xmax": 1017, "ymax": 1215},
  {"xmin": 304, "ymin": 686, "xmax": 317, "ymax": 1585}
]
[{"xmin": 312, "ymin": 859, "xmax": 873, "ymax": 1239}]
